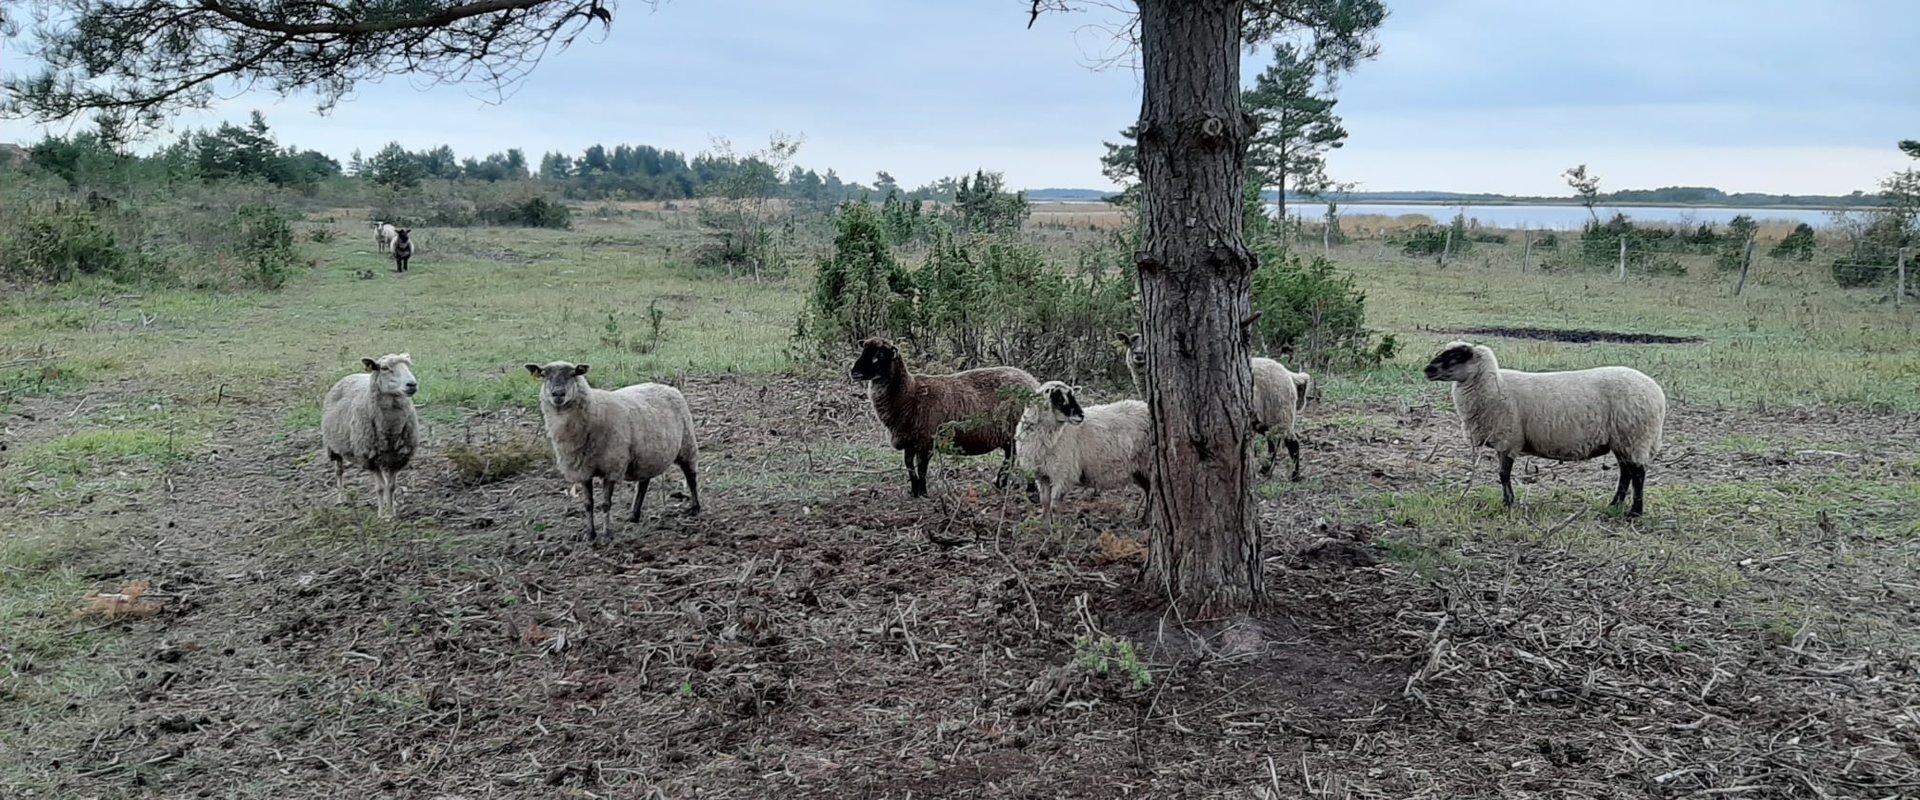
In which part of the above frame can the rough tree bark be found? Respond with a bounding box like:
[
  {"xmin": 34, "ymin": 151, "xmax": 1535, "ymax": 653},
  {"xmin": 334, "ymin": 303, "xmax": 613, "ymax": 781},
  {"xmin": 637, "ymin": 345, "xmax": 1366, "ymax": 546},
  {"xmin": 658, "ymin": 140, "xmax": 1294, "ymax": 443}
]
[{"xmin": 1136, "ymin": 0, "xmax": 1262, "ymax": 614}]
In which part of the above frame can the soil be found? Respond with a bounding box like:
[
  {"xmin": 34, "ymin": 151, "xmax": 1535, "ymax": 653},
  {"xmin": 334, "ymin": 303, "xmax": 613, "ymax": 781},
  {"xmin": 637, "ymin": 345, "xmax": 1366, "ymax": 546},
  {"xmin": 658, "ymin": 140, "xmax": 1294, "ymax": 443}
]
[
  {"xmin": 5, "ymin": 375, "xmax": 1919, "ymax": 797},
  {"xmin": 1449, "ymin": 325, "xmax": 1704, "ymax": 344}
]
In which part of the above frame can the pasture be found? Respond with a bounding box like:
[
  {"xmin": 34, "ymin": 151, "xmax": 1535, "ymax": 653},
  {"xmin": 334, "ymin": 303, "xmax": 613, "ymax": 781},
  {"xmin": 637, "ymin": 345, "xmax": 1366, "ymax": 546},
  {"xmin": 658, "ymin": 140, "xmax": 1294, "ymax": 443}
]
[{"xmin": 2, "ymin": 207, "xmax": 1918, "ymax": 797}]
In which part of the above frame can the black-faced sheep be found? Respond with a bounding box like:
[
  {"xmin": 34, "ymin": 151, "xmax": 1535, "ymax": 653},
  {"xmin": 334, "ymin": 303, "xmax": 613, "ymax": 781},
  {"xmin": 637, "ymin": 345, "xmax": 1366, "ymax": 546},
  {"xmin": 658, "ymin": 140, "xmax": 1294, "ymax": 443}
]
[
  {"xmin": 1423, "ymin": 341, "xmax": 1666, "ymax": 516},
  {"xmin": 1119, "ymin": 334, "xmax": 1311, "ymax": 480},
  {"xmin": 392, "ymin": 228, "xmax": 413, "ymax": 273},
  {"xmin": 321, "ymin": 353, "xmax": 419, "ymax": 518},
  {"xmin": 848, "ymin": 338, "xmax": 1040, "ymax": 498},
  {"xmin": 375, "ymin": 222, "xmax": 397, "ymax": 254},
  {"xmin": 527, "ymin": 361, "xmax": 701, "ymax": 541},
  {"xmin": 1014, "ymin": 382, "xmax": 1151, "ymax": 520}
]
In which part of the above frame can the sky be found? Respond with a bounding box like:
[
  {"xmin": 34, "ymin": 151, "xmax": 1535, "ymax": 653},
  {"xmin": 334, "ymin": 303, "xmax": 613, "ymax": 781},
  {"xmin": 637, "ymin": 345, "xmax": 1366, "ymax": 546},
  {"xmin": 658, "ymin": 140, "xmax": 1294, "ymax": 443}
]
[{"xmin": 2, "ymin": 0, "xmax": 1916, "ymax": 195}]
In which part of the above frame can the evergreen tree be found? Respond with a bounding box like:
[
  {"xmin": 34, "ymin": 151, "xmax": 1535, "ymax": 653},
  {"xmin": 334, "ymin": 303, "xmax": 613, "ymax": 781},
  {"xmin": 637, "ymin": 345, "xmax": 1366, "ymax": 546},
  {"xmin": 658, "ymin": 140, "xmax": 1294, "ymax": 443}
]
[{"xmin": 1244, "ymin": 43, "xmax": 1347, "ymax": 220}]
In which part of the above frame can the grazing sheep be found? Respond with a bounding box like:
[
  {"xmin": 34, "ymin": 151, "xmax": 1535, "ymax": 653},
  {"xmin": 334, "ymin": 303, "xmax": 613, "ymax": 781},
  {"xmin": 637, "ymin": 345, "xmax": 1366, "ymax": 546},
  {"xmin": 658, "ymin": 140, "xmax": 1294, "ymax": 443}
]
[
  {"xmin": 1118, "ymin": 334, "xmax": 1311, "ymax": 480},
  {"xmin": 375, "ymin": 222, "xmax": 396, "ymax": 253},
  {"xmin": 848, "ymin": 338, "xmax": 1039, "ymax": 498},
  {"xmin": 1423, "ymin": 341, "xmax": 1666, "ymax": 516},
  {"xmin": 527, "ymin": 361, "xmax": 701, "ymax": 541},
  {"xmin": 1250, "ymin": 357, "xmax": 1313, "ymax": 481},
  {"xmin": 391, "ymin": 228, "xmax": 413, "ymax": 273},
  {"xmin": 1015, "ymin": 382, "xmax": 1151, "ymax": 520},
  {"xmin": 321, "ymin": 353, "xmax": 419, "ymax": 518}
]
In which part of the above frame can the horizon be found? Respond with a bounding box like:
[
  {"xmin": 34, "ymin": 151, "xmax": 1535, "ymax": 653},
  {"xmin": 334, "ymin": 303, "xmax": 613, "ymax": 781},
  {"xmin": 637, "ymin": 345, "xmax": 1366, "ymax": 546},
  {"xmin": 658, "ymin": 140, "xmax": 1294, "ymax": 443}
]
[{"xmin": 3, "ymin": 1, "xmax": 1915, "ymax": 195}]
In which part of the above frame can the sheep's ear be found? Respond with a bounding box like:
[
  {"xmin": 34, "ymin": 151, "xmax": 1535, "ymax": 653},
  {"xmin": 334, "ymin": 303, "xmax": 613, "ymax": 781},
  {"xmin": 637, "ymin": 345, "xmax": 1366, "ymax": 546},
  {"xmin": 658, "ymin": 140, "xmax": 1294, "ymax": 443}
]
[
  {"xmin": 362, "ymin": 358, "xmax": 381, "ymax": 372},
  {"xmin": 524, "ymin": 364, "xmax": 542, "ymax": 377},
  {"xmin": 1115, "ymin": 332, "xmax": 1130, "ymax": 345},
  {"xmin": 573, "ymin": 364, "xmax": 590, "ymax": 377}
]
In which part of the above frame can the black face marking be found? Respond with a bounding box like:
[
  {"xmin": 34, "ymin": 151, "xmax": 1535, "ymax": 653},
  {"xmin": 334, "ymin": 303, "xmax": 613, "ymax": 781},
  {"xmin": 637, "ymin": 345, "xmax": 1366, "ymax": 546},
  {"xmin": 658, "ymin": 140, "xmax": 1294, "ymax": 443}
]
[
  {"xmin": 1432, "ymin": 346, "xmax": 1473, "ymax": 369},
  {"xmin": 849, "ymin": 341, "xmax": 897, "ymax": 381}
]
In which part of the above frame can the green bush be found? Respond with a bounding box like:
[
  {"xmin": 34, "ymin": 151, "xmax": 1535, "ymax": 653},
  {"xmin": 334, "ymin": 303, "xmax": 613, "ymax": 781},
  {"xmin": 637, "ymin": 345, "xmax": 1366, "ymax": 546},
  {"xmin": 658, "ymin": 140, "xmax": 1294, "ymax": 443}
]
[
  {"xmin": 1770, "ymin": 223, "xmax": 1816, "ymax": 261},
  {"xmin": 794, "ymin": 202, "xmax": 918, "ymax": 354},
  {"xmin": 1714, "ymin": 215, "xmax": 1759, "ymax": 271},
  {"xmin": 1250, "ymin": 250, "xmax": 1396, "ymax": 369},
  {"xmin": 232, "ymin": 206, "xmax": 301, "ymax": 290},
  {"xmin": 0, "ymin": 204, "xmax": 149, "ymax": 283},
  {"xmin": 478, "ymin": 195, "xmax": 572, "ymax": 229}
]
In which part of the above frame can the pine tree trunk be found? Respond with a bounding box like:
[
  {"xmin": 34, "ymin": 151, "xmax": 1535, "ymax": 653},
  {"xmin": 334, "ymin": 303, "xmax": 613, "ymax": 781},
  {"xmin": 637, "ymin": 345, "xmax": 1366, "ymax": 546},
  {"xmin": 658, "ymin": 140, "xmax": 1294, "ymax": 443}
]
[{"xmin": 1136, "ymin": 0, "xmax": 1262, "ymax": 615}]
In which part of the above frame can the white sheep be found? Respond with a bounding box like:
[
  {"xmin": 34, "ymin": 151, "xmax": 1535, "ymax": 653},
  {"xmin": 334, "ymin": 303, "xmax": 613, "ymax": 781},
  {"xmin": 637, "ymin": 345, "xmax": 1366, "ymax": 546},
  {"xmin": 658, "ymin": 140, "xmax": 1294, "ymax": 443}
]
[
  {"xmin": 375, "ymin": 222, "xmax": 397, "ymax": 254},
  {"xmin": 1251, "ymin": 357, "xmax": 1313, "ymax": 481},
  {"xmin": 1118, "ymin": 333, "xmax": 1311, "ymax": 480},
  {"xmin": 526, "ymin": 361, "xmax": 701, "ymax": 541},
  {"xmin": 321, "ymin": 353, "xmax": 419, "ymax": 518},
  {"xmin": 1014, "ymin": 381, "xmax": 1152, "ymax": 521},
  {"xmin": 1423, "ymin": 341, "xmax": 1666, "ymax": 516}
]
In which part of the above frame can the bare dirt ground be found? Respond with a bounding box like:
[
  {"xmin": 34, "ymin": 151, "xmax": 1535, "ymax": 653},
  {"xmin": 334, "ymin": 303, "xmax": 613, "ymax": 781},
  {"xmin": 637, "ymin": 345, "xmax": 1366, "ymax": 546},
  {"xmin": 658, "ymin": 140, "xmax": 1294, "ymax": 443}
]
[{"xmin": 6, "ymin": 375, "xmax": 1920, "ymax": 798}]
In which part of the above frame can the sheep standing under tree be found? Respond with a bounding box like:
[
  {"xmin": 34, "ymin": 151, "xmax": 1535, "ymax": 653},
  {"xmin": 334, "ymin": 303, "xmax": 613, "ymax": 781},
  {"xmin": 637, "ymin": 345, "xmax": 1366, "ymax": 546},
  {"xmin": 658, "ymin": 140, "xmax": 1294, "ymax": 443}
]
[
  {"xmin": 1015, "ymin": 381, "xmax": 1152, "ymax": 521},
  {"xmin": 1120, "ymin": 333, "xmax": 1312, "ymax": 480},
  {"xmin": 321, "ymin": 353, "xmax": 419, "ymax": 518},
  {"xmin": 849, "ymin": 338, "xmax": 1039, "ymax": 498},
  {"xmin": 528, "ymin": 361, "xmax": 701, "ymax": 541},
  {"xmin": 1424, "ymin": 341, "xmax": 1666, "ymax": 516}
]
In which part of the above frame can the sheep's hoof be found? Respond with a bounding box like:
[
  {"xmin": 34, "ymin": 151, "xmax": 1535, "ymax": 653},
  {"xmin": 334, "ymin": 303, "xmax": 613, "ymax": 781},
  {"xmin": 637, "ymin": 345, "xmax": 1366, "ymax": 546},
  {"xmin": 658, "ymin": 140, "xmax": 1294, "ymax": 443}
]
[
  {"xmin": 685, "ymin": 504, "xmax": 702, "ymax": 517},
  {"xmin": 1289, "ymin": 471, "xmax": 1302, "ymax": 483}
]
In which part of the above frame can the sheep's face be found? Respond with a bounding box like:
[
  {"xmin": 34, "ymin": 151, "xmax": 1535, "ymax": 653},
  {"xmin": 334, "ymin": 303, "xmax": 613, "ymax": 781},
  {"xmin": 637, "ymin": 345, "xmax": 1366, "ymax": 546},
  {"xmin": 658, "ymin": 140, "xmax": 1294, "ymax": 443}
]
[
  {"xmin": 1116, "ymin": 332, "xmax": 1147, "ymax": 372},
  {"xmin": 361, "ymin": 354, "xmax": 418, "ymax": 398},
  {"xmin": 395, "ymin": 229, "xmax": 412, "ymax": 244},
  {"xmin": 1038, "ymin": 381, "xmax": 1086, "ymax": 425},
  {"xmin": 526, "ymin": 361, "xmax": 590, "ymax": 407},
  {"xmin": 848, "ymin": 338, "xmax": 899, "ymax": 383},
  {"xmin": 1423, "ymin": 342, "xmax": 1480, "ymax": 382}
]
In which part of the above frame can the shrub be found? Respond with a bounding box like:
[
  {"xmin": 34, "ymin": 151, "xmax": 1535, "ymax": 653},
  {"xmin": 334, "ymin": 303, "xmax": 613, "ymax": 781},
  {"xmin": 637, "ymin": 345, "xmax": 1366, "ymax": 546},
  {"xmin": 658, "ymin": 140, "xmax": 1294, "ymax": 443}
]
[
  {"xmin": 478, "ymin": 195, "xmax": 572, "ymax": 229},
  {"xmin": 1249, "ymin": 249, "xmax": 1396, "ymax": 369},
  {"xmin": 1714, "ymin": 215, "xmax": 1759, "ymax": 271},
  {"xmin": 794, "ymin": 202, "xmax": 918, "ymax": 354},
  {"xmin": 0, "ymin": 203, "xmax": 150, "ymax": 283},
  {"xmin": 232, "ymin": 206, "xmax": 301, "ymax": 290},
  {"xmin": 1770, "ymin": 223, "xmax": 1816, "ymax": 261}
]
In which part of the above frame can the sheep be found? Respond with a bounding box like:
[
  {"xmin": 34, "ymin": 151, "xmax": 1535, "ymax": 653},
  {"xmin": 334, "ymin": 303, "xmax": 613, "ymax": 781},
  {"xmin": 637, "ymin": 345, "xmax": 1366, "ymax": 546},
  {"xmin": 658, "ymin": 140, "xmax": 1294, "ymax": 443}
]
[
  {"xmin": 391, "ymin": 228, "xmax": 414, "ymax": 273},
  {"xmin": 1117, "ymin": 333, "xmax": 1312, "ymax": 480},
  {"xmin": 526, "ymin": 361, "xmax": 701, "ymax": 541},
  {"xmin": 1423, "ymin": 341, "xmax": 1666, "ymax": 516},
  {"xmin": 1250, "ymin": 357, "xmax": 1313, "ymax": 481},
  {"xmin": 321, "ymin": 353, "xmax": 419, "ymax": 518},
  {"xmin": 848, "ymin": 338, "xmax": 1040, "ymax": 498},
  {"xmin": 1014, "ymin": 381, "xmax": 1151, "ymax": 520},
  {"xmin": 375, "ymin": 222, "xmax": 396, "ymax": 254}
]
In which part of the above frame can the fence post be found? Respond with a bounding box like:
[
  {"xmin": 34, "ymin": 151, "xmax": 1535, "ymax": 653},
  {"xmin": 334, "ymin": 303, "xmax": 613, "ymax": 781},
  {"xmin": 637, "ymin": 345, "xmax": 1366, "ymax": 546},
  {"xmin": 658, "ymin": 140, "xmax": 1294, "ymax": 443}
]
[
  {"xmin": 1899, "ymin": 248, "xmax": 1908, "ymax": 308},
  {"xmin": 1616, "ymin": 238, "xmax": 1626, "ymax": 282},
  {"xmin": 1522, "ymin": 230, "xmax": 1532, "ymax": 271},
  {"xmin": 1734, "ymin": 234, "xmax": 1755, "ymax": 296},
  {"xmin": 1440, "ymin": 227, "xmax": 1453, "ymax": 268},
  {"xmin": 1323, "ymin": 219, "xmax": 1331, "ymax": 255}
]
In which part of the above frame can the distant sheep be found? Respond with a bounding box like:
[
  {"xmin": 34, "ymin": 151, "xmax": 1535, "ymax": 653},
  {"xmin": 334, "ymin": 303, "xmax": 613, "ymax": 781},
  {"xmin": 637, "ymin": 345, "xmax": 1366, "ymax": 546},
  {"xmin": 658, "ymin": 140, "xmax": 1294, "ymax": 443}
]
[
  {"xmin": 321, "ymin": 353, "xmax": 419, "ymax": 518},
  {"xmin": 1423, "ymin": 341, "xmax": 1666, "ymax": 516},
  {"xmin": 391, "ymin": 228, "xmax": 413, "ymax": 272},
  {"xmin": 375, "ymin": 222, "xmax": 396, "ymax": 254},
  {"xmin": 1015, "ymin": 382, "xmax": 1151, "ymax": 520},
  {"xmin": 1251, "ymin": 357, "xmax": 1312, "ymax": 481},
  {"xmin": 849, "ymin": 338, "xmax": 1039, "ymax": 498},
  {"xmin": 1118, "ymin": 334, "xmax": 1311, "ymax": 480},
  {"xmin": 527, "ymin": 361, "xmax": 701, "ymax": 541}
]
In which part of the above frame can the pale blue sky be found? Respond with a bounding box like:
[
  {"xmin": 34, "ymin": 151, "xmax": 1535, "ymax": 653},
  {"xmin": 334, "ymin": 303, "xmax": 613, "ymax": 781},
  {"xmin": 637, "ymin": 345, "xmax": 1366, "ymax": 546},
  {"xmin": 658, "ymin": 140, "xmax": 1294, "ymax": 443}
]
[{"xmin": 3, "ymin": 0, "xmax": 1914, "ymax": 194}]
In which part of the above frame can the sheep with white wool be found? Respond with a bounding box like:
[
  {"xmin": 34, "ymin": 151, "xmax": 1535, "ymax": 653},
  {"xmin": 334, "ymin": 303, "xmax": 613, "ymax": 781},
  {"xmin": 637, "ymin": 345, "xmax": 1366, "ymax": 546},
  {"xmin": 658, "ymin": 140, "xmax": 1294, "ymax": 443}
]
[
  {"xmin": 1117, "ymin": 333, "xmax": 1311, "ymax": 480},
  {"xmin": 321, "ymin": 353, "xmax": 419, "ymax": 518},
  {"xmin": 527, "ymin": 361, "xmax": 701, "ymax": 541},
  {"xmin": 1015, "ymin": 382, "xmax": 1152, "ymax": 521},
  {"xmin": 375, "ymin": 222, "xmax": 396, "ymax": 254},
  {"xmin": 1250, "ymin": 357, "xmax": 1313, "ymax": 481},
  {"xmin": 1423, "ymin": 341, "xmax": 1666, "ymax": 516}
]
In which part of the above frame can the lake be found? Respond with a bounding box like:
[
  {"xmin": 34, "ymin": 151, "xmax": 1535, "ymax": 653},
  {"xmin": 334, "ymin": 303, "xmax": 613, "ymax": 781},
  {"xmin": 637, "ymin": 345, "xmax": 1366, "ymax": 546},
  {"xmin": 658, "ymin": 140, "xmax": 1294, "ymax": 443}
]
[{"xmin": 1281, "ymin": 202, "xmax": 1853, "ymax": 230}]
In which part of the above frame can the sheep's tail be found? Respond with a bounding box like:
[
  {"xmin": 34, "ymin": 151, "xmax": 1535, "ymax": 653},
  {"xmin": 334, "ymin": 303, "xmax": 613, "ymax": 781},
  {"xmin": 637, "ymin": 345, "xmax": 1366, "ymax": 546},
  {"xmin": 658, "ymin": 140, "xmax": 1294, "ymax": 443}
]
[{"xmin": 1292, "ymin": 373, "xmax": 1312, "ymax": 412}]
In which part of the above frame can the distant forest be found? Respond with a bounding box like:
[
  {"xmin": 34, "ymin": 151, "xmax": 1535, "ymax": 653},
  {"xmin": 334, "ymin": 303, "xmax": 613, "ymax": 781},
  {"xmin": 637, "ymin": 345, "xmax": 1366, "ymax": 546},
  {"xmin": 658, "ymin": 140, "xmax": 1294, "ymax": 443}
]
[{"xmin": 1303, "ymin": 187, "xmax": 1886, "ymax": 209}]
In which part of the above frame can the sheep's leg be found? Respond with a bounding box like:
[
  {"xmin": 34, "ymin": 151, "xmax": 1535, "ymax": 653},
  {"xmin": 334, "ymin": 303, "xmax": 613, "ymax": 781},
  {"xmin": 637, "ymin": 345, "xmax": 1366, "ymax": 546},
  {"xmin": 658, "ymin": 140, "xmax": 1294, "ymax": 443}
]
[
  {"xmin": 994, "ymin": 444, "xmax": 1014, "ymax": 489},
  {"xmin": 1259, "ymin": 435, "xmax": 1276, "ymax": 477},
  {"xmin": 1132, "ymin": 472, "xmax": 1151, "ymax": 524},
  {"xmin": 1285, "ymin": 436, "xmax": 1302, "ymax": 482},
  {"xmin": 580, "ymin": 480, "xmax": 598, "ymax": 541},
  {"xmin": 330, "ymin": 456, "xmax": 346, "ymax": 502},
  {"xmin": 908, "ymin": 449, "xmax": 930, "ymax": 498},
  {"xmin": 1627, "ymin": 463, "xmax": 1647, "ymax": 518},
  {"xmin": 382, "ymin": 468, "xmax": 398, "ymax": 519},
  {"xmin": 677, "ymin": 457, "xmax": 702, "ymax": 516},
  {"xmin": 902, "ymin": 449, "xmax": 919, "ymax": 497},
  {"xmin": 630, "ymin": 477, "xmax": 650, "ymax": 523},
  {"xmin": 1497, "ymin": 453, "xmax": 1516, "ymax": 508},
  {"xmin": 1035, "ymin": 475, "xmax": 1054, "ymax": 521},
  {"xmin": 1609, "ymin": 460, "xmax": 1632, "ymax": 508}
]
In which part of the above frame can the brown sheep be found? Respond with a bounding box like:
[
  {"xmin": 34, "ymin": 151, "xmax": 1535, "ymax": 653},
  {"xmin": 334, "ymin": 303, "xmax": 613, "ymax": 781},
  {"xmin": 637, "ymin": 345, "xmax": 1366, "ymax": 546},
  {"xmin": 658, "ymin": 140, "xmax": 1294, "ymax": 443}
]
[{"xmin": 848, "ymin": 338, "xmax": 1040, "ymax": 497}]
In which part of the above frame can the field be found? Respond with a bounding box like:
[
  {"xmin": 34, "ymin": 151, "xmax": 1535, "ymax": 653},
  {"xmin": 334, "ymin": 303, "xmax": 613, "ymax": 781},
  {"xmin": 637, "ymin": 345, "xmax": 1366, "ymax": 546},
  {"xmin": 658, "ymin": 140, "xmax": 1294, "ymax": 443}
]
[{"xmin": 3, "ymin": 207, "xmax": 1919, "ymax": 797}]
